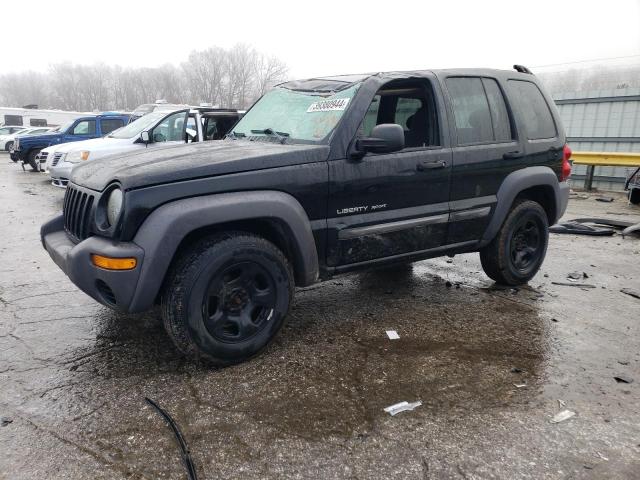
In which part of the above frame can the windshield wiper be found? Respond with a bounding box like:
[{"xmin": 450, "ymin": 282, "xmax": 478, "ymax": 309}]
[
  {"xmin": 250, "ymin": 128, "xmax": 289, "ymax": 143},
  {"xmin": 226, "ymin": 131, "xmax": 246, "ymax": 139}
]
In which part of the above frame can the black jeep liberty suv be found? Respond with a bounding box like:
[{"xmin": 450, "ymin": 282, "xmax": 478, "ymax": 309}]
[{"xmin": 41, "ymin": 66, "xmax": 571, "ymax": 365}]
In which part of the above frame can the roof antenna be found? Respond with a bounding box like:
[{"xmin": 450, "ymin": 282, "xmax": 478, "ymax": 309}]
[{"xmin": 513, "ymin": 65, "xmax": 533, "ymax": 74}]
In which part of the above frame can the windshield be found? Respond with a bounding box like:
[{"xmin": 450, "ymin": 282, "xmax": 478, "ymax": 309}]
[
  {"xmin": 108, "ymin": 111, "xmax": 171, "ymax": 139},
  {"xmin": 230, "ymin": 83, "xmax": 360, "ymax": 143}
]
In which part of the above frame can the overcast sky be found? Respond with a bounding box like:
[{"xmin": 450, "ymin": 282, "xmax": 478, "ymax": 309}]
[{"xmin": 4, "ymin": 0, "xmax": 640, "ymax": 78}]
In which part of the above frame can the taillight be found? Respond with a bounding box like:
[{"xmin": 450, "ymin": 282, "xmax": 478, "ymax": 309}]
[{"xmin": 561, "ymin": 144, "xmax": 572, "ymax": 181}]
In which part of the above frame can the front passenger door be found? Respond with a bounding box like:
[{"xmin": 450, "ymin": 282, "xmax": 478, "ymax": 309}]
[
  {"xmin": 65, "ymin": 119, "xmax": 97, "ymax": 142},
  {"xmin": 149, "ymin": 111, "xmax": 188, "ymax": 145},
  {"xmin": 327, "ymin": 78, "xmax": 452, "ymax": 268}
]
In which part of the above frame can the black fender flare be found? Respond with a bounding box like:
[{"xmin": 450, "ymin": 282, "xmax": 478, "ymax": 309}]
[
  {"xmin": 479, "ymin": 166, "xmax": 565, "ymax": 246},
  {"xmin": 128, "ymin": 190, "xmax": 319, "ymax": 312}
]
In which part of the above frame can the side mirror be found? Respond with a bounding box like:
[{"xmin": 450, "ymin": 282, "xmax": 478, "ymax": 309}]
[
  {"xmin": 140, "ymin": 131, "xmax": 150, "ymax": 143},
  {"xmin": 356, "ymin": 124, "xmax": 404, "ymax": 154}
]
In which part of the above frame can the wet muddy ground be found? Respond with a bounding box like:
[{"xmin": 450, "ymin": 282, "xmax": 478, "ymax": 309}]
[{"xmin": 1, "ymin": 157, "xmax": 639, "ymax": 479}]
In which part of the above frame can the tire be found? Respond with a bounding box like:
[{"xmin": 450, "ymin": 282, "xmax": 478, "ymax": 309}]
[
  {"xmin": 5, "ymin": 141, "xmax": 13, "ymax": 152},
  {"xmin": 480, "ymin": 200, "xmax": 549, "ymax": 285},
  {"xmin": 27, "ymin": 149, "xmax": 41, "ymax": 171},
  {"xmin": 161, "ymin": 232, "xmax": 294, "ymax": 365}
]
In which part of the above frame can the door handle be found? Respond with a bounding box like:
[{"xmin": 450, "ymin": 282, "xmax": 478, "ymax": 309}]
[
  {"xmin": 503, "ymin": 151, "xmax": 524, "ymax": 160},
  {"xmin": 416, "ymin": 160, "xmax": 447, "ymax": 171}
]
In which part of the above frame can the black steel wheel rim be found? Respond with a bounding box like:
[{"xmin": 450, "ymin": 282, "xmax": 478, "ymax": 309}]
[
  {"xmin": 202, "ymin": 261, "xmax": 277, "ymax": 343},
  {"xmin": 509, "ymin": 215, "xmax": 543, "ymax": 272}
]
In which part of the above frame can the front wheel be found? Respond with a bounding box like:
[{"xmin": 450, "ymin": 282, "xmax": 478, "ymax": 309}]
[
  {"xmin": 480, "ymin": 200, "xmax": 549, "ymax": 285},
  {"xmin": 161, "ymin": 232, "xmax": 294, "ymax": 365},
  {"xmin": 5, "ymin": 141, "xmax": 13, "ymax": 152}
]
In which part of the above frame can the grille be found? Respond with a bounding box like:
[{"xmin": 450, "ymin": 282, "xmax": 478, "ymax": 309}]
[
  {"xmin": 52, "ymin": 152, "xmax": 65, "ymax": 166},
  {"xmin": 63, "ymin": 186, "xmax": 95, "ymax": 241}
]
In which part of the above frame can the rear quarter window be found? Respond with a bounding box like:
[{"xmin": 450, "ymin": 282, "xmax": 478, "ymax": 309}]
[{"xmin": 507, "ymin": 80, "xmax": 557, "ymax": 140}]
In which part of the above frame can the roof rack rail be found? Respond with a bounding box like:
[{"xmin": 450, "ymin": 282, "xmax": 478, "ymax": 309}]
[{"xmin": 513, "ymin": 65, "xmax": 533, "ymax": 74}]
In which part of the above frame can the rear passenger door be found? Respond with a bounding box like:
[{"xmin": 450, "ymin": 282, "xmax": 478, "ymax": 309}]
[
  {"xmin": 99, "ymin": 118, "xmax": 126, "ymax": 136},
  {"xmin": 443, "ymin": 76, "xmax": 520, "ymax": 244}
]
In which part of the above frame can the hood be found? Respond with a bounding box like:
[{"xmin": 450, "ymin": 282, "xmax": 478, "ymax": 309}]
[
  {"xmin": 18, "ymin": 132, "xmax": 60, "ymax": 144},
  {"xmin": 71, "ymin": 139, "xmax": 330, "ymax": 191},
  {"xmin": 57, "ymin": 136, "xmax": 130, "ymax": 154}
]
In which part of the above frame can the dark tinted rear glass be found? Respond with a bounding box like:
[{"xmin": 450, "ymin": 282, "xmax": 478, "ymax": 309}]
[
  {"xmin": 507, "ymin": 80, "xmax": 556, "ymax": 140},
  {"xmin": 101, "ymin": 118, "xmax": 125, "ymax": 135}
]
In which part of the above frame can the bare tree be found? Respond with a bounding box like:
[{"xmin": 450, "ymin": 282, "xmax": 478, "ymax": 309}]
[
  {"xmin": 0, "ymin": 44, "xmax": 290, "ymax": 112},
  {"xmin": 254, "ymin": 54, "xmax": 288, "ymax": 97},
  {"xmin": 182, "ymin": 47, "xmax": 227, "ymax": 106},
  {"xmin": 226, "ymin": 44, "xmax": 257, "ymax": 108}
]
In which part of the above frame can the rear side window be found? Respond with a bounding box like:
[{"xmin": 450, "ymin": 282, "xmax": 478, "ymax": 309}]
[
  {"xmin": 100, "ymin": 118, "xmax": 125, "ymax": 135},
  {"xmin": 446, "ymin": 77, "xmax": 513, "ymax": 145},
  {"xmin": 29, "ymin": 118, "xmax": 47, "ymax": 126},
  {"xmin": 507, "ymin": 80, "xmax": 556, "ymax": 140},
  {"xmin": 446, "ymin": 78, "xmax": 493, "ymax": 144}
]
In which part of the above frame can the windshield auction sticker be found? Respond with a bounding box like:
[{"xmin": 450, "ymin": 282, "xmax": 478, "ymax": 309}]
[{"xmin": 307, "ymin": 98, "xmax": 350, "ymax": 113}]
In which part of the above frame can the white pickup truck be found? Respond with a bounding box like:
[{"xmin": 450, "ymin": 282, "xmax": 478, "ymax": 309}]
[{"xmin": 45, "ymin": 108, "xmax": 241, "ymax": 187}]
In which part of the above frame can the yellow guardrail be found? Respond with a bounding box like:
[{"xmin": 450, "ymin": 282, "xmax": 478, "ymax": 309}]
[
  {"xmin": 570, "ymin": 151, "xmax": 640, "ymax": 190},
  {"xmin": 571, "ymin": 151, "xmax": 640, "ymax": 167}
]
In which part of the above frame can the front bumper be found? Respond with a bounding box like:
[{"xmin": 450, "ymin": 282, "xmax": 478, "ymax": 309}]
[
  {"xmin": 50, "ymin": 162, "xmax": 73, "ymax": 188},
  {"xmin": 41, "ymin": 215, "xmax": 145, "ymax": 312}
]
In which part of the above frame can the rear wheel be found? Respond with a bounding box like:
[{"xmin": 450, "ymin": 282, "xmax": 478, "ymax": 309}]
[
  {"xmin": 480, "ymin": 200, "xmax": 549, "ymax": 285},
  {"xmin": 27, "ymin": 149, "xmax": 41, "ymax": 171},
  {"xmin": 161, "ymin": 232, "xmax": 294, "ymax": 365}
]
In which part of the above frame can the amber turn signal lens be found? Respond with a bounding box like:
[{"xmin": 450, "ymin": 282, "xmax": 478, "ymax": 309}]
[{"xmin": 91, "ymin": 254, "xmax": 137, "ymax": 270}]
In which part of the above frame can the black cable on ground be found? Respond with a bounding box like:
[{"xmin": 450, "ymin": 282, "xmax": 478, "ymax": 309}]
[{"xmin": 145, "ymin": 397, "xmax": 199, "ymax": 480}]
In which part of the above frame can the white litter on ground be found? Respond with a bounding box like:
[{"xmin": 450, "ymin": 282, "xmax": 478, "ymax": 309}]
[
  {"xmin": 550, "ymin": 409, "xmax": 575, "ymax": 423},
  {"xmin": 386, "ymin": 330, "xmax": 400, "ymax": 340},
  {"xmin": 383, "ymin": 401, "xmax": 422, "ymax": 416}
]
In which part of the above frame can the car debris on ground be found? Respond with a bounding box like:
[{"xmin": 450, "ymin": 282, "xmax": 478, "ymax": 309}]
[
  {"xmin": 550, "ymin": 410, "xmax": 576, "ymax": 424},
  {"xmin": 385, "ymin": 330, "xmax": 400, "ymax": 340},
  {"xmin": 551, "ymin": 281, "xmax": 597, "ymax": 288},
  {"xmin": 384, "ymin": 401, "xmax": 422, "ymax": 416},
  {"xmin": 613, "ymin": 376, "xmax": 633, "ymax": 384},
  {"xmin": 620, "ymin": 288, "xmax": 640, "ymax": 300}
]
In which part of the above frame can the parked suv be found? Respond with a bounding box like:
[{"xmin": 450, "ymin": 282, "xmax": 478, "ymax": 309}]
[
  {"xmin": 13, "ymin": 113, "xmax": 131, "ymax": 170},
  {"xmin": 45, "ymin": 108, "xmax": 241, "ymax": 187},
  {"xmin": 41, "ymin": 66, "xmax": 571, "ymax": 365}
]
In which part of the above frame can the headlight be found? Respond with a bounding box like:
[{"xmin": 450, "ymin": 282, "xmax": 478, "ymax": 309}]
[
  {"xmin": 67, "ymin": 151, "xmax": 82, "ymax": 163},
  {"xmin": 106, "ymin": 188, "xmax": 123, "ymax": 226},
  {"xmin": 67, "ymin": 150, "xmax": 90, "ymax": 163}
]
